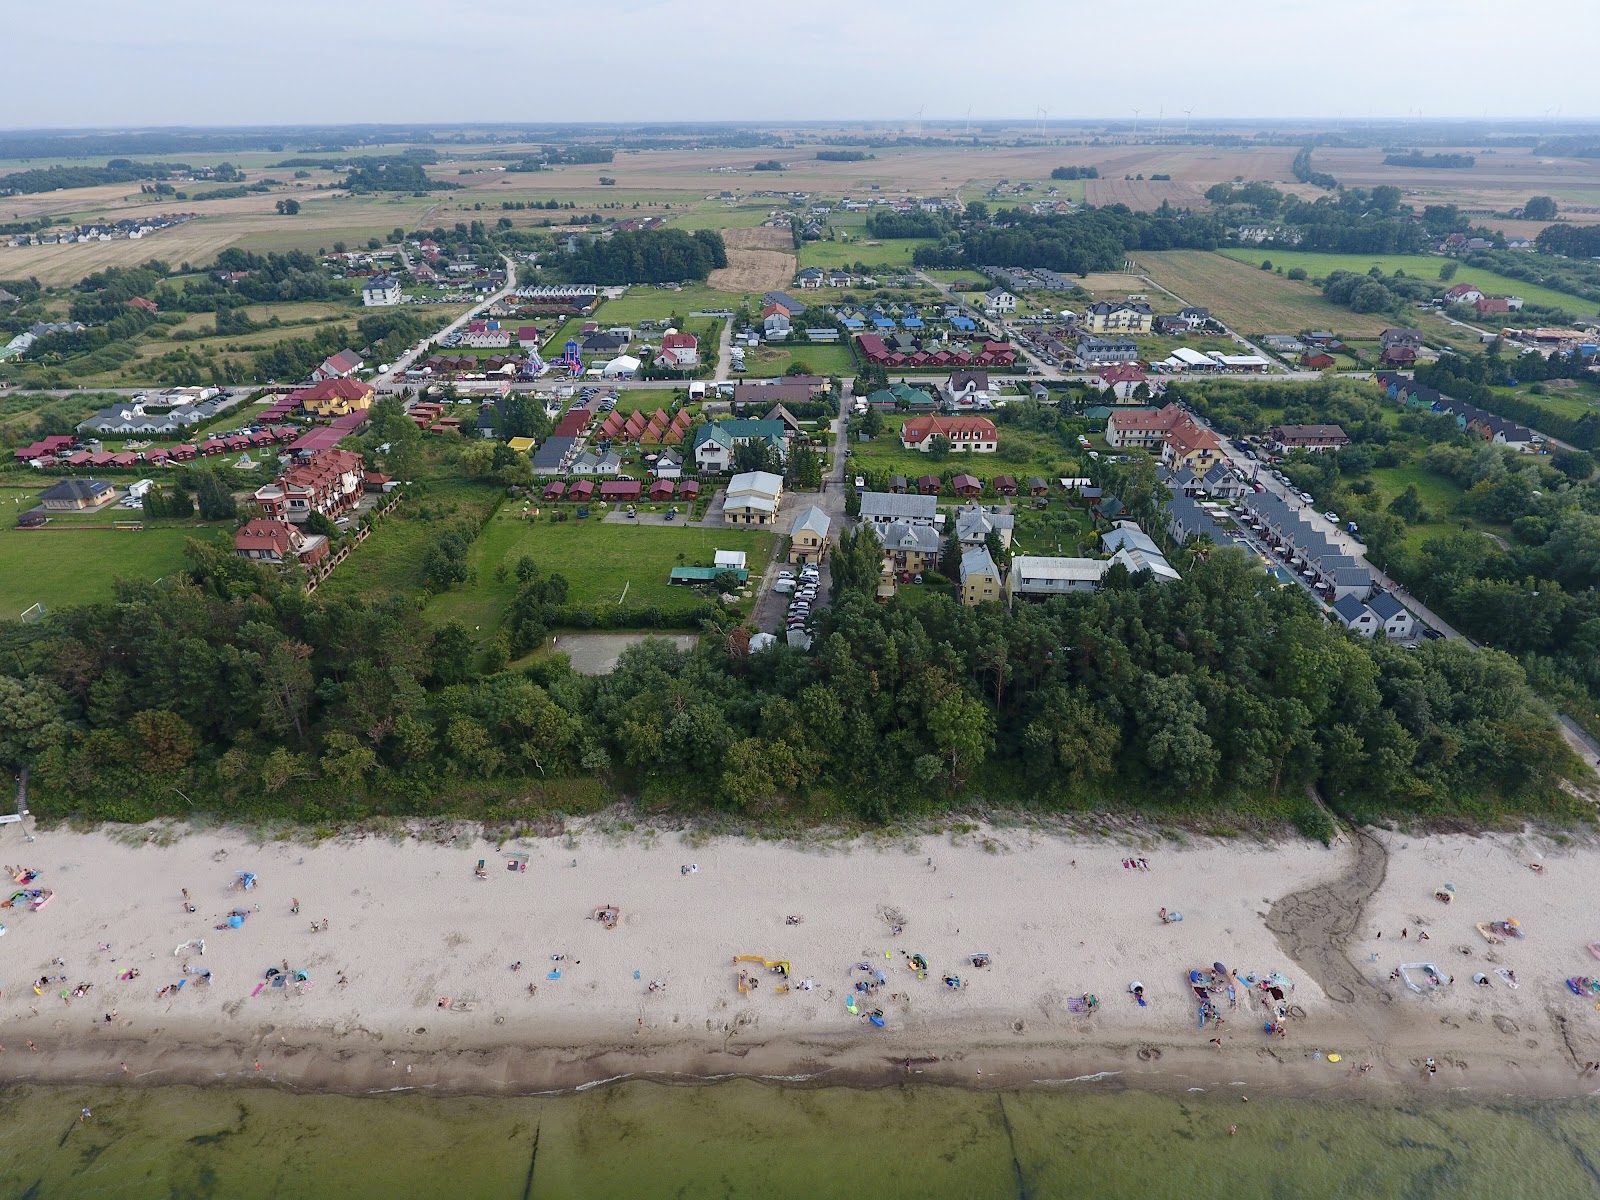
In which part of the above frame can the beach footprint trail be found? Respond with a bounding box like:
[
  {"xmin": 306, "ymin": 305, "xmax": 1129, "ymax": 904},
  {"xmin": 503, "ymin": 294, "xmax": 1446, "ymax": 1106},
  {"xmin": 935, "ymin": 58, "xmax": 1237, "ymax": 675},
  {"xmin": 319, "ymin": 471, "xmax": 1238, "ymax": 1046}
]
[{"xmin": 1264, "ymin": 828, "xmax": 1387, "ymax": 1005}]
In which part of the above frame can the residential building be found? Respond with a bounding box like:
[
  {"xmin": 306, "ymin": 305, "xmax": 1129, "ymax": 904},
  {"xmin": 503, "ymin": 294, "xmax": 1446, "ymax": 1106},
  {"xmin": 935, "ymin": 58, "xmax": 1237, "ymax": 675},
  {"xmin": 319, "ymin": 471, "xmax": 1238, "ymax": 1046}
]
[
  {"xmin": 253, "ymin": 448, "xmax": 364, "ymax": 523},
  {"xmin": 1379, "ymin": 328, "xmax": 1423, "ymax": 352},
  {"xmin": 569, "ymin": 450, "xmax": 621, "ymax": 475},
  {"xmin": 311, "ymin": 350, "xmax": 364, "ymax": 381},
  {"xmin": 1101, "ymin": 523, "xmax": 1181, "ymax": 582},
  {"xmin": 1367, "ymin": 590, "xmax": 1417, "ymax": 639},
  {"xmin": 860, "ymin": 491, "xmax": 937, "ymax": 529},
  {"xmin": 295, "ymin": 377, "xmax": 375, "ymax": 417},
  {"xmin": 959, "ymin": 546, "xmax": 1003, "ymax": 606},
  {"xmin": 789, "ymin": 505, "xmax": 831, "ymax": 563},
  {"xmin": 655, "ymin": 331, "xmax": 699, "ymax": 369},
  {"xmin": 1442, "ymin": 282, "xmax": 1485, "ymax": 305},
  {"xmin": 1075, "ymin": 335, "xmax": 1139, "ymax": 364},
  {"xmin": 953, "ymin": 504, "xmax": 1013, "ymax": 550},
  {"xmin": 233, "ymin": 518, "xmax": 331, "ymax": 568},
  {"xmin": 361, "ymin": 275, "xmax": 402, "ymax": 307},
  {"xmin": 1178, "ymin": 306, "xmax": 1210, "ymax": 328},
  {"xmin": 1008, "ymin": 556, "xmax": 1107, "ymax": 601},
  {"xmin": 942, "ymin": 370, "xmax": 992, "ymax": 407},
  {"xmin": 795, "ymin": 267, "xmax": 825, "ymax": 289},
  {"xmin": 38, "ymin": 478, "xmax": 115, "ymax": 510},
  {"xmin": 873, "ymin": 519, "xmax": 942, "ymax": 578},
  {"xmin": 723, "ymin": 470, "xmax": 784, "ymax": 525},
  {"xmin": 1095, "ymin": 363, "xmax": 1149, "ymax": 401},
  {"xmin": 982, "ymin": 288, "xmax": 1016, "ymax": 315},
  {"xmin": 653, "ymin": 448, "xmax": 683, "ymax": 478},
  {"xmin": 692, "ymin": 419, "xmax": 789, "ymax": 472},
  {"xmin": 1083, "ymin": 301, "xmax": 1153, "ymax": 334},
  {"xmin": 900, "ymin": 414, "xmax": 998, "ymax": 453},
  {"xmin": 1268, "ymin": 423, "xmax": 1348, "ymax": 452},
  {"xmin": 1106, "ymin": 404, "xmax": 1180, "ymax": 450},
  {"xmin": 1331, "ymin": 593, "xmax": 1380, "ymax": 636}
]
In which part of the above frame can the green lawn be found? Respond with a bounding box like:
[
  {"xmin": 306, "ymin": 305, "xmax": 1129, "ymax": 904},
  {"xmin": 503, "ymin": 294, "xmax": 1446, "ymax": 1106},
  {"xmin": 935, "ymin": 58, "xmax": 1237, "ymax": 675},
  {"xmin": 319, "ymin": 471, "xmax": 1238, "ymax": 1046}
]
[
  {"xmin": 1491, "ymin": 381, "xmax": 1600, "ymax": 422},
  {"xmin": 1217, "ymin": 249, "xmax": 1600, "ymax": 318},
  {"xmin": 739, "ymin": 343, "xmax": 857, "ymax": 378},
  {"xmin": 0, "ymin": 525, "xmax": 205, "ymax": 618},
  {"xmin": 1011, "ymin": 502, "xmax": 1096, "ymax": 558},
  {"xmin": 424, "ymin": 512, "xmax": 776, "ymax": 634},
  {"xmin": 799, "ymin": 239, "xmax": 933, "ymax": 269},
  {"xmin": 848, "ymin": 416, "xmax": 1083, "ymax": 482},
  {"xmin": 318, "ymin": 481, "xmax": 504, "ymax": 602},
  {"xmin": 592, "ymin": 285, "xmax": 750, "ymax": 324}
]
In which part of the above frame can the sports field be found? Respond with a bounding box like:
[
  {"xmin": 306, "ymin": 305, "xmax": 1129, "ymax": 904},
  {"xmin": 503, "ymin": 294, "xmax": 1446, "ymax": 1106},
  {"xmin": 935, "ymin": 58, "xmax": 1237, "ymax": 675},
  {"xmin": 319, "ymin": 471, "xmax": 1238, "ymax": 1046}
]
[{"xmin": 0, "ymin": 525, "xmax": 201, "ymax": 618}]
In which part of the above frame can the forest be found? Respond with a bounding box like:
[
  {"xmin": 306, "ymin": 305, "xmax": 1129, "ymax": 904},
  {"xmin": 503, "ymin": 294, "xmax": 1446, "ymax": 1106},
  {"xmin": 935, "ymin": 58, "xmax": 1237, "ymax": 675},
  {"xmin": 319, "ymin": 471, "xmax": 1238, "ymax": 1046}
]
[
  {"xmin": 563, "ymin": 228, "xmax": 727, "ymax": 284},
  {"xmin": 0, "ymin": 532, "xmax": 1578, "ymax": 832},
  {"xmin": 912, "ymin": 205, "xmax": 1224, "ymax": 273}
]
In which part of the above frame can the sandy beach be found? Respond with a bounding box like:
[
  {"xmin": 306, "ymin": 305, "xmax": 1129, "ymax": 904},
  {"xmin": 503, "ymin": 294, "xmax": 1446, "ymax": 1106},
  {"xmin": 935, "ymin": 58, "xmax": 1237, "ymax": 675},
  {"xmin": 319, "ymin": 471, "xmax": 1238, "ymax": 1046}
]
[{"xmin": 2, "ymin": 817, "xmax": 1600, "ymax": 1100}]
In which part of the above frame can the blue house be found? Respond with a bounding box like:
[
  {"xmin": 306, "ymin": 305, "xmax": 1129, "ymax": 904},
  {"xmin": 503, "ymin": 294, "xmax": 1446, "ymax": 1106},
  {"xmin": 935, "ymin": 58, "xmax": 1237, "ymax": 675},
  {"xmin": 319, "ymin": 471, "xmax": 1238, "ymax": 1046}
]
[
  {"xmin": 902, "ymin": 317, "xmax": 924, "ymax": 330},
  {"xmin": 951, "ymin": 316, "xmax": 977, "ymax": 332}
]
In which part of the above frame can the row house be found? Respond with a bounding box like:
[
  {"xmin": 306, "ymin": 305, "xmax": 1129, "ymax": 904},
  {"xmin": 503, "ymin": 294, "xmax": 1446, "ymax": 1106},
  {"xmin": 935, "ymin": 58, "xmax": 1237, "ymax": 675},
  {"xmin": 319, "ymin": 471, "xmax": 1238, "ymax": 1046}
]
[{"xmin": 253, "ymin": 448, "xmax": 365, "ymax": 524}]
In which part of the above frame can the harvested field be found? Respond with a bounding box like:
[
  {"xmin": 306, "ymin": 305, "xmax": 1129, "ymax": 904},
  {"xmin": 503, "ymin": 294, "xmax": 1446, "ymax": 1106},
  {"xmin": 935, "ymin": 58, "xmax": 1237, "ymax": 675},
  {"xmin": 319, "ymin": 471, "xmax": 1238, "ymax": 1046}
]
[
  {"xmin": 1084, "ymin": 178, "xmax": 1212, "ymax": 211},
  {"xmin": 721, "ymin": 227, "xmax": 794, "ymax": 252},
  {"xmin": 1134, "ymin": 250, "xmax": 1397, "ymax": 336},
  {"xmin": 1310, "ymin": 146, "xmax": 1600, "ymax": 210},
  {"xmin": 1074, "ymin": 272, "xmax": 1151, "ymax": 298},
  {"xmin": 708, "ymin": 227, "xmax": 796, "ymax": 292}
]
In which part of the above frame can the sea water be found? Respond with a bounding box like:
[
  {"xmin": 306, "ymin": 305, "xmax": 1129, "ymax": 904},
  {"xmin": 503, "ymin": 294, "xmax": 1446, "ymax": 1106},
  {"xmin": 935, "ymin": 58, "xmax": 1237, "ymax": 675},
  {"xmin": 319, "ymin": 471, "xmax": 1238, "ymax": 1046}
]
[{"xmin": 1, "ymin": 1079, "xmax": 1598, "ymax": 1198}]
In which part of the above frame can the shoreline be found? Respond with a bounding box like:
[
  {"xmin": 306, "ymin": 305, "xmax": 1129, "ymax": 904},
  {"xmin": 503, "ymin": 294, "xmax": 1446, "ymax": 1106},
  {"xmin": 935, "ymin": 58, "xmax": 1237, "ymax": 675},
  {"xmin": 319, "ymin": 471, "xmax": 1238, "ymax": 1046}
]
[{"xmin": 4, "ymin": 820, "xmax": 1600, "ymax": 1104}]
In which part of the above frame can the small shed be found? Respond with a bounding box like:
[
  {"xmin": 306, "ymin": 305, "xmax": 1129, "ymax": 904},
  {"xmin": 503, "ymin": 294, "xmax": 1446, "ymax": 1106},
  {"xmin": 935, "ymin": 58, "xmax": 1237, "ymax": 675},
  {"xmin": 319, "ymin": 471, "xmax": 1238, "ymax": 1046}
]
[{"xmin": 649, "ymin": 479, "xmax": 675, "ymax": 501}]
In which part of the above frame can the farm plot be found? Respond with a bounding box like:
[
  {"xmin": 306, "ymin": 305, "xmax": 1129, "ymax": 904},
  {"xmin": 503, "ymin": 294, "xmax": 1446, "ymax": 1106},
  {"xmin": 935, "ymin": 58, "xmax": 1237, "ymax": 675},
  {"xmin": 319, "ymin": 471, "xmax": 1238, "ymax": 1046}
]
[
  {"xmin": 708, "ymin": 227, "xmax": 797, "ymax": 293},
  {"xmin": 1136, "ymin": 251, "xmax": 1397, "ymax": 336}
]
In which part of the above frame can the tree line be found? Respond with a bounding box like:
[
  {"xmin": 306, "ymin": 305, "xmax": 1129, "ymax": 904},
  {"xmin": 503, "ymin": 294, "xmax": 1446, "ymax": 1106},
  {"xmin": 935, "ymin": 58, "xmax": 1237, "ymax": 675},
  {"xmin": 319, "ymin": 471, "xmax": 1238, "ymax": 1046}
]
[
  {"xmin": 912, "ymin": 204, "xmax": 1223, "ymax": 273},
  {"xmin": 563, "ymin": 228, "xmax": 727, "ymax": 284},
  {"xmin": 0, "ymin": 534, "xmax": 1579, "ymax": 830}
]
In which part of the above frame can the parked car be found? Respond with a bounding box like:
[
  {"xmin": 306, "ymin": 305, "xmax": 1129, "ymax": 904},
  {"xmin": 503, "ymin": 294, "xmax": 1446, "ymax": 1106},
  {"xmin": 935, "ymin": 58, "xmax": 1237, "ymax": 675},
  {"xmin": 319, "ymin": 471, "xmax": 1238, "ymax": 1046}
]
[
  {"xmin": 1422, "ymin": 628, "xmax": 1445, "ymax": 640},
  {"xmin": 1323, "ymin": 511, "xmax": 1338, "ymax": 524}
]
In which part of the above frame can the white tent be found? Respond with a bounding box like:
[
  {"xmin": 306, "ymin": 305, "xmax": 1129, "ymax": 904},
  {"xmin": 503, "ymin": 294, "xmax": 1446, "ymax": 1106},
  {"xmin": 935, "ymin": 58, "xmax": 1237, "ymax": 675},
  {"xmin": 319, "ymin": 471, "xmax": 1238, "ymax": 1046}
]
[{"xmin": 602, "ymin": 355, "xmax": 641, "ymax": 378}]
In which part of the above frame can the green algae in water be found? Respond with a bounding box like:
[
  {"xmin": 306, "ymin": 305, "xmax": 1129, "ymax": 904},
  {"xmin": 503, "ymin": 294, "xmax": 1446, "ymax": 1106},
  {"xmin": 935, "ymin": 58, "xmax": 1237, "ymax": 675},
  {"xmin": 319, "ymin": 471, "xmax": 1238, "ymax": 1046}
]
[{"xmin": 1, "ymin": 1081, "xmax": 1599, "ymax": 1199}]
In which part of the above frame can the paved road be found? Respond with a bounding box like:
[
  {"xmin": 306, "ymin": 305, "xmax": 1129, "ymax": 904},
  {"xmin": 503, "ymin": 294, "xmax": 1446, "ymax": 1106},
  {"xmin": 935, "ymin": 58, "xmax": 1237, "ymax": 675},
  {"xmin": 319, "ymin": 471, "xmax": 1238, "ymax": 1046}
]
[
  {"xmin": 1205, "ymin": 422, "xmax": 1464, "ymax": 639},
  {"xmin": 375, "ymin": 254, "xmax": 519, "ymax": 392},
  {"xmin": 713, "ymin": 315, "xmax": 735, "ymax": 380}
]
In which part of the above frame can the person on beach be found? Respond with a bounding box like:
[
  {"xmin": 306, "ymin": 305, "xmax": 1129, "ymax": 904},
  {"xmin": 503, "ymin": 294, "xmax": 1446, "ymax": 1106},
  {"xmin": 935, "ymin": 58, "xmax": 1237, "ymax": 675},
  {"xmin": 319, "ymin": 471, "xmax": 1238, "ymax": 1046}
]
[
  {"xmin": 512, "ymin": 961, "xmax": 523, "ymax": 972},
  {"xmin": 291, "ymin": 898, "xmax": 299, "ymax": 915}
]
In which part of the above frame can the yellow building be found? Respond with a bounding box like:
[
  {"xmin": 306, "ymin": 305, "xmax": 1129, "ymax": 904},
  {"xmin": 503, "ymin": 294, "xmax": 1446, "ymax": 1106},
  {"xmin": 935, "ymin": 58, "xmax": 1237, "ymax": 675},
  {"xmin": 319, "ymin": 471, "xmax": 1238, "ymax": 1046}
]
[
  {"xmin": 959, "ymin": 546, "xmax": 1003, "ymax": 606},
  {"xmin": 788, "ymin": 504, "xmax": 831, "ymax": 564},
  {"xmin": 724, "ymin": 470, "xmax": 783, "ymax": 526}
]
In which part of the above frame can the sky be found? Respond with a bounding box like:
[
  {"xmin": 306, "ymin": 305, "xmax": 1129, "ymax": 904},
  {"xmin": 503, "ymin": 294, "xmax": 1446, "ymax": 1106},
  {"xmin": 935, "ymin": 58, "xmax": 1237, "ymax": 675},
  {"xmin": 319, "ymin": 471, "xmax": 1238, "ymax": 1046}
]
[{"xmin": 9, "ymin": 0, "xmax": 1600, "ymax": 128}]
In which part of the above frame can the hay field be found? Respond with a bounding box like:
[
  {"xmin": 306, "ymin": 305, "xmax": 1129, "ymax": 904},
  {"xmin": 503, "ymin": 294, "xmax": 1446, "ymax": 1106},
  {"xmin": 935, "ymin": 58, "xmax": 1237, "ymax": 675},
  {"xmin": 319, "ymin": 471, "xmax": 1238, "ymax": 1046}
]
[
  {"xmin": 708, "ymin": 226, "xmax": 796, "ymax": 292},
  {"xmin": 1134, "ymin": 250, "xmax": 1397, "ymax": 336},
  {"xmin": 1084, "ymin": 177, "xmax": 1211, "ymax": 211},
  {"xmin": 1312, "ymin": 146, "xmax": 1600, "ymax": 208}
]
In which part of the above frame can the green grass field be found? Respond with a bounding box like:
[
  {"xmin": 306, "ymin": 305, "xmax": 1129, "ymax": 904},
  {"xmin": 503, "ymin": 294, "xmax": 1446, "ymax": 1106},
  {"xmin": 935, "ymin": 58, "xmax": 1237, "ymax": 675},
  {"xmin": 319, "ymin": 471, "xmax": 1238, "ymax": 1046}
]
[
  {"xmin": 592, "ymin": 285, "xmax": 749, "ymax": 324},
  {"xmin": 1217, "ymin": 249, "xmax": 1600, "ymax": 318},
  {"xmin": 847, "ymin": 416, "xmax": 1082, "ymax": 480},
  {"xmin": 0, "ymin": 525, "xmax": 204, "ymax": 617},
  {"xmin": 798, "ymin": 239, "xmax": 933, "ymax": 269},
  {"xmin": 1491, "ymin": 380, "xmax": 1600, "ymax": 422},
  {"xmin": 318, "ymin": 481, "xmax": 504, "ymax": 602},
  {"xmin": 424, "ymin": 513, "xmax": 775, "ymax": 633},
  {"xmin": 1136, "ymin": 251, "xmax": 1399, "ymax": 337},
  {"xmin": 739, "ymin": 343, "xmax": 856, "ymax": 378}
]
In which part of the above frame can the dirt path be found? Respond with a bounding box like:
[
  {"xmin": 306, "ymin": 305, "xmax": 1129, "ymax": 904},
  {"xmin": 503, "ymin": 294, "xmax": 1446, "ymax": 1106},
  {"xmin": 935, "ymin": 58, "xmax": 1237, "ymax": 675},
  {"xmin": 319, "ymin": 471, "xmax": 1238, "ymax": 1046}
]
[{"xmin": 1265, "ymin": 828, "xmax": 1389, "ymax": 1005}]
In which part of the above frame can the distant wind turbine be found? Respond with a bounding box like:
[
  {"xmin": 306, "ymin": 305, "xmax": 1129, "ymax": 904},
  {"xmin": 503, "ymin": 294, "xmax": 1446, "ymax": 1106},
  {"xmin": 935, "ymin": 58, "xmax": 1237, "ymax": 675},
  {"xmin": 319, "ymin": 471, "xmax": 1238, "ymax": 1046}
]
[
  {"xmin": 965, "ymin": 104, "xmax": 973, "ymax": 137},
  {"xmin": 1036, "ymin": 106, "xmax": 1049, "ymax": 138},
  {"xmin": 1183, "ymin": 107, "xmax": 1194, "ymax": 137},
  {"xmin": 1131, "ymin": 108, "xmax": 1142, "ymax": 140}
]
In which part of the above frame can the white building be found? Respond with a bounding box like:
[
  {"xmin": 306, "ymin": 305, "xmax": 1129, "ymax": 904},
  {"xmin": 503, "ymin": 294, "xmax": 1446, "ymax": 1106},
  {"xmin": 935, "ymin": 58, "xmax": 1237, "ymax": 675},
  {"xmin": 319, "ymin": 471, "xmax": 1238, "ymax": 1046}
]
[{"xmin": 362, "ymin": 275, "xmax": 403, "ymax": 307}]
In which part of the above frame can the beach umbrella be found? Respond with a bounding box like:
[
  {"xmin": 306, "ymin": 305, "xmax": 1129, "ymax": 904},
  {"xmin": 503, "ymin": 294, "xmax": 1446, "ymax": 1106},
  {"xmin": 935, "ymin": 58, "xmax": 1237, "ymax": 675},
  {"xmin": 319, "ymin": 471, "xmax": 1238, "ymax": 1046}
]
[{"xmin": 227, "ymin": 915, "xmax": 244, "ymax": 928}]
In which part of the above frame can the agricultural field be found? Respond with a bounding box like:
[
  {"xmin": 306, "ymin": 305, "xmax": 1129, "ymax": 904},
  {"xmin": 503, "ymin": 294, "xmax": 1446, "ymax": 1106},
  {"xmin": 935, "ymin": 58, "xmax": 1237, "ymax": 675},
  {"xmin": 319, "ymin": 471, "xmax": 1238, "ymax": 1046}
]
[
  {"xmin": 1083, "ymin": 177, "xmax": 1212, "ymax": 212},
  {"xmin": 0, "ymin": 523, "xmax": 204, "ymax": 618},
  {"xmin": 1216, "ymin": 249, "xmax": 1600, "ymax": 318},
  {"xmin": 709, "ymin": 227, "xmax": 797, "ymax": 293},
  {"xmin": 1136, "ymin": 251, "xmax": 1400, "ymax": 337},
  {"xmin": 424, "ymin": 512, "xmax": 775, "ymax": 634}
]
